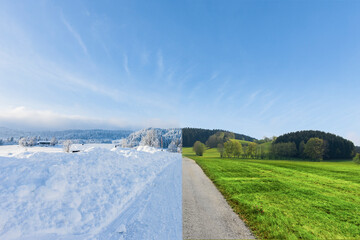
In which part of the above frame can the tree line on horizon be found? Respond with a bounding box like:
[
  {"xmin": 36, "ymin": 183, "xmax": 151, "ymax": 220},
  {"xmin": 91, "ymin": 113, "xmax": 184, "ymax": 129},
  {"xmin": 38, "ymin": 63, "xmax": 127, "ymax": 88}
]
[
  {"xmin": 274, "ymin": 130, "xmax": 354, "ymax": 160},
  {"xmin": 192, "ymin": 130, "xmax": 356, "ymax": 161}
]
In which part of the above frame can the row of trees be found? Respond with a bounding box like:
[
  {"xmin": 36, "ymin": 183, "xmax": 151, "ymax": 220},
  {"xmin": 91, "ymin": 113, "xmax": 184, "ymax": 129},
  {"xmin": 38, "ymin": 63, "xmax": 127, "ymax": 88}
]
[
  {"xmin": 206, "ymin": 131, "xmax": 235, "ymax": 148},
  {"xmin": 254, "ymin": 137, "xmax": 274, "ymax": 144},
  {"xmin": 0, "ymin": 137, "xmax": 15, "ymax": 145},
  {"xmin": 0, "ymin": 136, "xmax": 61, "ymax": 146},
  {"xmin": 193, "ymin": 139, "xmax": 258, "ymax": 158},
  {"xmin": 193, "ymin": 130, "xmax": 354, "ymax": 161},
  {"xmin": 217, "ymin": 140, "xmax": 258, "ymax": 158},
  {"xmin": 193, "ymin": 138, "xmax": 258, "ymax": 158},
  {"xmin": 0, "ymin": 137, "xmax": 28, "ymax": 145},
  {"xmin": 0, "ymin": 130, "xmax": 133, "ymax": 146},
  {"xmin": 271, "ymin": 138, "xmax": 327, "ymax": 160}
]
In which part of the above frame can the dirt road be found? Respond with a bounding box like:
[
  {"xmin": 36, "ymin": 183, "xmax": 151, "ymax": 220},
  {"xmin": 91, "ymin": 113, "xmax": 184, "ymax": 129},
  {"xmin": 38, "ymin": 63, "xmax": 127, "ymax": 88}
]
[{"xmin": 182, "ymin": 157, "xmax": 255, "ymax": 239}]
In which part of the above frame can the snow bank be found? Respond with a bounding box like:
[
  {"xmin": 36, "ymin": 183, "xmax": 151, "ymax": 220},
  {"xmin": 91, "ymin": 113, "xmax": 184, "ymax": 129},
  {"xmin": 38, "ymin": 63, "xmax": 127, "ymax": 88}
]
[{"xmin": 0, "ymin": 146, "xmax": 181, "ymax": 239}]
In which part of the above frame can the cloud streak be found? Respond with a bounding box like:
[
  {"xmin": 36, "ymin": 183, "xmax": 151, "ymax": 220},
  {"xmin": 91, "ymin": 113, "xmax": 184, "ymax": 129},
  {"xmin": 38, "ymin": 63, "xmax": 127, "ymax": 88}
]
[
  {"xmin": 123, "ymin": 54, "xmax": 130, "ymax": 75},
  {"xmin": 157, "ymin": 50, "xmax": 164, "ymax": 74},
  {"xmin": 61, "ymin": 14, "xmax": 88, "ymax": 56},
  {"xmin": 0, "ymin": 47, "xmax": 177, "ymax": 113},
  {"xmin": 243, "ymin": 90, "xmax": 262, "ymax": 108}
]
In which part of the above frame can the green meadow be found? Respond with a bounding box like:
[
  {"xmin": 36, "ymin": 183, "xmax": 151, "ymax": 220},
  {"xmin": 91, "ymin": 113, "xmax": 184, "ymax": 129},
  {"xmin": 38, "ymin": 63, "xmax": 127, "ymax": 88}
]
[{"xmin": 183, "ymin": 147, "xmax": 360, "ymax": 239}]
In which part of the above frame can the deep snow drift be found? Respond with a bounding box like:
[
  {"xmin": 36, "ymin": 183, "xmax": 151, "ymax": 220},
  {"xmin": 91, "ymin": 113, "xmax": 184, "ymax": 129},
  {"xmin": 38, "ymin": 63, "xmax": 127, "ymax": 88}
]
[{"xmin": 0, "ymin": 145, "xmax": 182, "ymax": 240}]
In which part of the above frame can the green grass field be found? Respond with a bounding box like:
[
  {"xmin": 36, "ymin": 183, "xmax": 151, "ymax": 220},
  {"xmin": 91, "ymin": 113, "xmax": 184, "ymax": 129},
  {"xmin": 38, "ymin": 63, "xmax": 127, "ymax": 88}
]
[{"xmin": 183, "ymin": 147, "xmax": 360, "ymax": 239}]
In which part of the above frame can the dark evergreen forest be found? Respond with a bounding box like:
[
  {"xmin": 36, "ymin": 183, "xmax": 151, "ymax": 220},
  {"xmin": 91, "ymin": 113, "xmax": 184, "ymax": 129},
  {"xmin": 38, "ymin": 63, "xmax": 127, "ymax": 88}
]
[{"xmin": 274, "ymin": 130, "xmax": 354, "ymax": 159}]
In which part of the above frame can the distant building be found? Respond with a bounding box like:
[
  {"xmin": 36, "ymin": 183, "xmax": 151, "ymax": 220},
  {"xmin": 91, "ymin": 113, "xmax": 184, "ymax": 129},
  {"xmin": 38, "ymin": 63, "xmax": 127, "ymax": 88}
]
[{"xmin": 38, "ymin": 141, "xmax": 51, "ymax": 146}]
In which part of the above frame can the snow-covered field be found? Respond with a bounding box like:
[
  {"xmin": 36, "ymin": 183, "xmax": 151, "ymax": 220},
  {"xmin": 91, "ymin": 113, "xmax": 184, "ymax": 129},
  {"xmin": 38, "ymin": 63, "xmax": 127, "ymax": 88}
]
[
  {"xmin": 0, "ymin": 144, "xmax": 116, "ymax": 157},
  {"xmin": 0, "ymin": 145, "xmax": 63, "ymax": 157},
  {"xmin": 0, "ymin": 144, "xmax": 182, "ymax": 240}
]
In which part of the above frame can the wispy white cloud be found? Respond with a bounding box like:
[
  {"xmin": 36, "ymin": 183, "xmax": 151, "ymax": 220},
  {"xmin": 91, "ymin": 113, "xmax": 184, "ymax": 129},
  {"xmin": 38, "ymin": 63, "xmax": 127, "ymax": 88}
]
[
  {"xmin": 259, "ymin": 97, "xmax": 279, "ymax": 116},
  {"xmin": 0, "ymin": 11, "xmax": 182, "ymax": 129},
  {"xmin": 213, "ymin": 79, "xmax": 230, "ymax": 106},
  {"xmin": 210, "ymin": 71, "xmax": 219, "ymax": 80},
  {"xmin": 243, "ymin": 90, "xmax": 262, "ymax": 108},
  {"xmin": 0, "ymin": 47, "xmax": 177, "ymax": 112},
  {"xmin": 187, "ymin": 71, "xmax": 220, "ymax": 101},
  {"xmin": 61, "ymin": 13, "xmax": 88, "ymax": 56},
  {"xmin": 83, "ymin": 8, "xmax": 91, "ymax": 17},
  {"xmin": 249, "ymin": 90, "xmax": 261, "ymax": 102},
  {"xmin": 123, "ymin": 54, "xmax": 130, "ymax": 75},
  {"xmin": 0, "ymin": 49, "xmax": 121, "ymax": 102},
  {"xmin": 157, "ymin": 50, "xmax": 164, "ymax": 74},
  {"xmin": 141, "ymin": 50, "xmax": 149, "ymax": 65}
]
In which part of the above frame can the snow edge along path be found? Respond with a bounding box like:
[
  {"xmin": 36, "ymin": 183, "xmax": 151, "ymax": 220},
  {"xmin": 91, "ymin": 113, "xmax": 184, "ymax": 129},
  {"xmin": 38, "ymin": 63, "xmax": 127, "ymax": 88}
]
[{"xmin": 96, "ymin": 154, "xmax": 182, "ymax": 240}]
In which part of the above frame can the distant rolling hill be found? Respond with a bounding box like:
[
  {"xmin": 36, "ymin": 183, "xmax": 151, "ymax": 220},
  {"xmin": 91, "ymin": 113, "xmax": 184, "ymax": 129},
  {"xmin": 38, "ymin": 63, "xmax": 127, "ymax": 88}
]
[
  {"xmin": 0, "ymin": 127, "xmax": 133, "ymax": 143},
  {"xmin": 182, "ymin": 127, "xmax": 256, "ymax": 147}
]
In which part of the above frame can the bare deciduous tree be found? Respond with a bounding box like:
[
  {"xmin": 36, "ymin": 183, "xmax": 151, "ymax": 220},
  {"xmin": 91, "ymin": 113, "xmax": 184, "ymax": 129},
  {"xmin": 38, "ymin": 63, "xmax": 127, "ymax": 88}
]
[
  {"xmin": 50, "ymin": 137, "xmax": 58, "ymax": 146},
  {"xmin": 63, "ymin": 140, "xmax": 72, "ymax": 153}
]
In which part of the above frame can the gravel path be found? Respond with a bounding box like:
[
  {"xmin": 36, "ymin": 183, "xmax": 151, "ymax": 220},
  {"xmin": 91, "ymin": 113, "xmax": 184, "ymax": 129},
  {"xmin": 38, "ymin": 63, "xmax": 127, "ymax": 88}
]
[{"xmin": 182, "ymin": 157, "xmax": 255, "ymax": 240}]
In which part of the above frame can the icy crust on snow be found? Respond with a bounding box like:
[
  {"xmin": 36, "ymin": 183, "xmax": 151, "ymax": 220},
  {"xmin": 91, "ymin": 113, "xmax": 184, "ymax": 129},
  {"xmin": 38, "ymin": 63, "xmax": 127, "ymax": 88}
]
[{"xmin": 0, "ymin": 146, "xmax": 180, "ymax": 239}]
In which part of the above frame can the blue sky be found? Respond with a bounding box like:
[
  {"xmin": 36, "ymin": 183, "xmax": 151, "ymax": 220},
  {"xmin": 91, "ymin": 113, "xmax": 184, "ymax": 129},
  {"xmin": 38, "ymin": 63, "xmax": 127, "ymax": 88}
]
[{"xmin": 0, "ymin": 0, "xmax": 359, "ymax": 144}]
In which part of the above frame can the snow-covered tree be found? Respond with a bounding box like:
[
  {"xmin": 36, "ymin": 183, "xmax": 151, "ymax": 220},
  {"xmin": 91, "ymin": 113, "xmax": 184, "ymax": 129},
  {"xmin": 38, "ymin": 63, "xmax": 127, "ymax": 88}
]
[
  {"xmin": 167, "ymin": 140, "xmax": 178, "ymax": 152},
  {"xmin": 63, "ymin": 140, "xmax": 72, "ymax": 153},
  {"xmin": 28, "ymin": 137, "xmax": 37, "ymax": 146},
  {"xmin": 19, "ymin": 137, "xmax": 27, "ymax": 147},
  {"xmin": 118, "ymin": 128, "xmax": 181, "ymax": 148},
  {"xmin": 50, "ymin": 137, "xmax": 58, "ymax": 146},
  {"xmin": 140, "ymin": 129, "xmax": 160, "ymax": 148}
]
